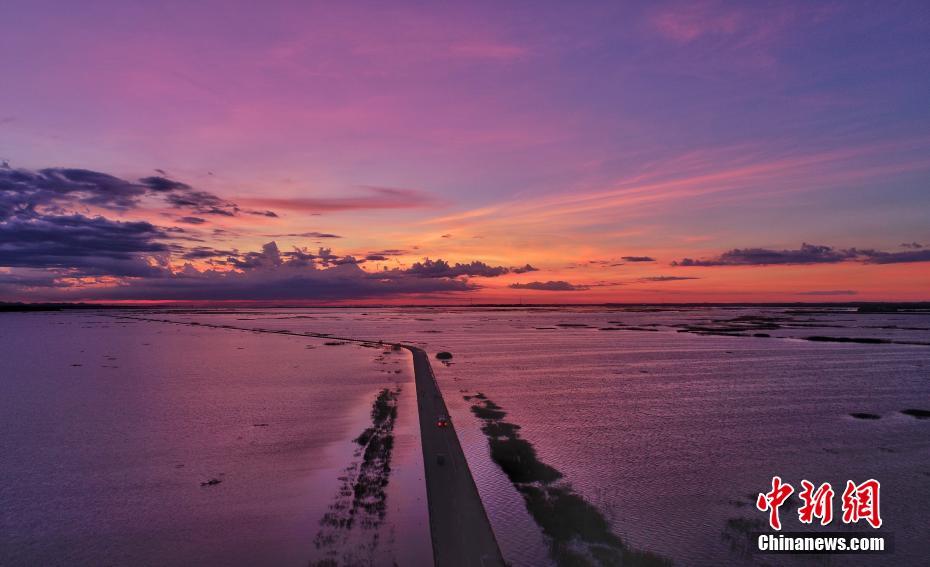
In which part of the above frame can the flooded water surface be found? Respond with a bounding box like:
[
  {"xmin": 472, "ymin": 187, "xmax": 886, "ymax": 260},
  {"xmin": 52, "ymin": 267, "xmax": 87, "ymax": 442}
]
[
  {"xmin": 0, "ymin": 312, "xmax": 428, "ymax": 566},
  {"xmin": 2, "ymin": 306, "xmax": 928, "ymax": 566}
]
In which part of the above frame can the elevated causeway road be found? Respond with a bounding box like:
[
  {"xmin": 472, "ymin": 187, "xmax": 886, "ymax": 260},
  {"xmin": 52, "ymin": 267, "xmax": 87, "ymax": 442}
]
[{"xmin": 407, "ymin": 346, "xmax": 505, "ymax": 567}]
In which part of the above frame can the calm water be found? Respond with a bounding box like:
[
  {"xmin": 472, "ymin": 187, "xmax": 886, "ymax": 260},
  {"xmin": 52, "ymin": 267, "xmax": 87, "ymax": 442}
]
[
  {"xmin": 0, "ymin": 312, "xmax": 429, "ymax": 566},
  {"xmin": 2, "ymin": 307, "xmax": 929, "ymax": 566}
]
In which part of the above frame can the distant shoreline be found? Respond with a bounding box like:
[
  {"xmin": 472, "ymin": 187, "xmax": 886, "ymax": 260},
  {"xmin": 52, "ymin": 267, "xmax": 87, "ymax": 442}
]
[{"xmin": 3, "ymin": 301, "xmax": 929, "ymax": 312}]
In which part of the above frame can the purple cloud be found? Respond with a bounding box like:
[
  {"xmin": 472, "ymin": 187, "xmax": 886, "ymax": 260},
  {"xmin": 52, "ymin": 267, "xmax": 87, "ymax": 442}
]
[
  {"xmin": 673, "ymin": 243, "xmax": 930, "ymax": 266},
  {"xmin": 402, "ymin": 258, "xmax": 511, "ymax": 278},
  {"xmin": 511, "ymin": 264, "xmax": 539, "ymax": 274},
  {"xmin": 509, "ymin": 280, "xmax": 588, "ymax": 291},
  {"xmin": 0, "ymin": 241, "xmax": 469, "ymax": 301},
  {"xmin": 673, "ymin": 243, "xmax": 851, "ymax": 266},
  {"xmin": 0, "ymin": 213, "xmax": 168, "ymax": 277},
  {"xmin": 0, "ymin": 163, "xmax": 276, "ymax": 219},
  {"xmin": 241, "ymin": 186, "xmax": 436, "ymax": 214},
  {"xmin": 856, "ymin": 248, "xmax": 930, "ymax": 264},
  {"xmin": 638, "ymin": 276, "xmax": 699, "ymax": 282}
]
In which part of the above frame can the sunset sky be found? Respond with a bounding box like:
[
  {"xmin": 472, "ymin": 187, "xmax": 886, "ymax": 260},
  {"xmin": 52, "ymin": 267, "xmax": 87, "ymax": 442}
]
[{"xmin": 2, "ymin": 0, "xmax": 929, "ymax": 303}]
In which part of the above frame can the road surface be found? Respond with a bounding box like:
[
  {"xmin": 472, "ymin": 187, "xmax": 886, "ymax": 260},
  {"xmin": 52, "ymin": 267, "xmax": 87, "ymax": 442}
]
[{"xmin": 406, "ymin": 346, "xmax": 505, "ymax": 567}]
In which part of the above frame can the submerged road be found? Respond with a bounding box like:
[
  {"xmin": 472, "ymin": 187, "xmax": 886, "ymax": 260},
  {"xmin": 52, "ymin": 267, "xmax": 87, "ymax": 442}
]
[
  {"xmin": 406, "ymin": 346, "xmax": 505, "ymax": 567},
  {"xmin": 106, "ymin": 314, "xmax": 505, "ymax": 566}
]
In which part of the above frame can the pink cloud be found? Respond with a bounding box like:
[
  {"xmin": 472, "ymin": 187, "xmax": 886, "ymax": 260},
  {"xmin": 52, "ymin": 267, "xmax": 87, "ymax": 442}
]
[
  {"xmin": 240, "ymin": 186, "xmax": 438, "ymax": 213},
  {"xmin": 646, "ymin": 0, "xmax": 821, "ymax": 73},
  {"xmin": 652, "ymin": 2, "xmax": 742, "ymax": 43}
]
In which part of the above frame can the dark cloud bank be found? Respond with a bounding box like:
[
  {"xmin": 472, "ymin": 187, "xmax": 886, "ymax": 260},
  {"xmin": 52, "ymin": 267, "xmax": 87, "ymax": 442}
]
[
  {"xmin": 510, "ymin": 281, "xmax": 588, "ymax": 291},
  {"xmin": 0, "ymin": 164, "xmax": 269, "ymax": 283},
  {"xmin": 639, "ymin": 276, "xmax": 698, "ymax": 282},
  {"xmin": 2, "ymin": 241, "xmax": 536, "ymax": 301},
  {"xmin": 673, "ymin": 243, "xmax": 930, "ymax": 267},
  {"xmin": 406, "ymin": 259, "xmax": 537, "ymax": 278},
  {"xmin": 3, "ymin": 164, "xmax": 927, "ymax": 302},
  {"xmin": 0, "ymin": 165, "xmax": 272, "ymax": 218},
  {"xmin": 0, "ymin": 164, "xmax": 535, "ymax": 301}
]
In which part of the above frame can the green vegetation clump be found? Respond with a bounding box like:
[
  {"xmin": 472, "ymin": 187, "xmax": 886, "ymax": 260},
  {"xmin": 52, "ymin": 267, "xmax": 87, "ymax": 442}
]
[
  {"xmin": 488, "ymin": 435, "xmax": 562, "ymax": 484},
  {"xmin": 470, "ymin": 402, "xmax": 506, "ymax": 420},
  {"xmin": 804, "ymin": 335, "xmax": 890, "ymax": 344},
  {"xmin": 355, "ymin": 427, "xmax": 374, "ymax": 445},
  {"xmin": 902, "ymin": 408, "xmax": 930, "ymax": 419},
  {"xmin": 313, "ymin": 388, "xmax": 401, "ymax": 564},
  {"xmin": 519, "ymin": 484, "xmax": 620, "ymax": 546},
  {"xmin": 464, "ymin": 393, "xmax": 671, "ymax": 566},
  {"xmin": 480, "ymin": 420, "xmax": 520, "ymax": 438},
  {"xmin": 371, "ymin": 388, "xmax": 399, "ymax": 424}
]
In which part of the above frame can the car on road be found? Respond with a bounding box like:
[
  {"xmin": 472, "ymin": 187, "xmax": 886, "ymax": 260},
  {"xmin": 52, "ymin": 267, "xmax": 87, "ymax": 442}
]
[{"xmin": 436, "ymin": 414, "xmax": 450, "ymax": 427}]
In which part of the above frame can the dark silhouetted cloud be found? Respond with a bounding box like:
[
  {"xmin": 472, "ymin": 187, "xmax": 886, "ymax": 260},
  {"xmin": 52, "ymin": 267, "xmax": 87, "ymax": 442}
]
[
  {"xmin": 0, "ymin": 213, "xmax": 169, "ymax": 277},
  {"xmin": 856, "ymin": 248, "xmax": 930, "ymax": 264},
  {"xmin": 181, "ymin": 246, "xmax": 237, "ymax": 260},
  {"xmin": 0, "ymin": 163, "xmax": 542, "ymax": 301},
  {"xmin": 332, "ymin": 255, "xmax": 362, "ymax": 265},
  {"xmin": 509, "ymin": 280, "xmax": 588, "ymax": 291},
  {"xmin": 638, "ymin": 276, "xmax": 699, "ymax": 282},
  {"xmin": 139, "ymin": 176, "xmax": 192, "ymax": 193},
  {"xmin": 366, "ymin": 249, "xmax": 408, "ymax": 257},
  {"xmin": 511, "ymin": 264, "xmax": 539, "ymax": 273},
  {"xmin": 163, "ymin": 189, "xmax": 238, "ymax": 216},
  {"xmin": 673, "ymin": 243, "xmax": 930, "ymax": 267},
  {"xmin": 402, "ymin": 259, "xmax": 511, "ymax": 278},
  {"xmin": 673, "ymin": 243, "xmax": 851, "ymax": 266},
  {"xmin": 622, "ymin": 256, "xmax": 656, "ymax": 262},
  {"xmin": 1, "ymin": 167, "xmax": 149, "ymax": 215},
  {"xmin": 0, "ymin": 163, "xmax": 275, "ymax": 219},
  {"xmin": 0, "ymin": 268, "xmax": 68, "ymax": 290},
  {"xmin": 226, "ymin": 241, "xmax": 286, "ymax": 270},
  {"xmin": 248, "ymin": 210, "xmax": 278, "ymax": 218},
  {"xmin": 0, "ymin": 241, "xmax": 478, "ymax": 301}
]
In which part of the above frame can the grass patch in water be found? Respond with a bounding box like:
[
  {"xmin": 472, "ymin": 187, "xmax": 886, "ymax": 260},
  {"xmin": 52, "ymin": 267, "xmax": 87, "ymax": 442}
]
[
  {"xmin": 470, "ymin": 402, "xmax": 506, "ymax": 420},
  {"xmin": 902, "ymin": 408, "xmax": 930, "ymax": 419},
  {"xmin": 465, "ymin": 393, "xmax": 671, "ymax": 566},
  {"xmin": 488, "ymin": 434, "xmax": 562, "ymax": 484},
  {"xmin": 850, "ymin": 412, "xmax": 881, "ymax": 420},
  {"xmin": 804, "ymin": 335, "xmax": 890, "ymax": 344}
]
